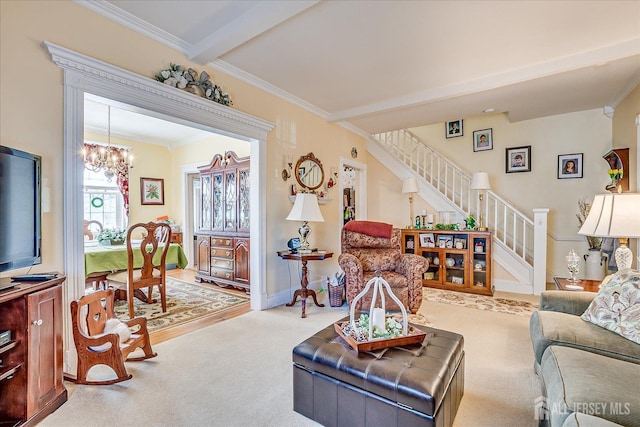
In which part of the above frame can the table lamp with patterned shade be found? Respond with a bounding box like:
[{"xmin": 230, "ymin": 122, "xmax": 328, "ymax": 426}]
[
  {"xmin": 578, "ymin": 193, "xmax": 640, "ymax": 271},
  {"xmin": 286, "ymin": 193, "xmax": 324, "ymax": 253}
]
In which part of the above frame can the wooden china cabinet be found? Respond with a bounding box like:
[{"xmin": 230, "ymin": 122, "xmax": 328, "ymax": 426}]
[
  {"xmin": 402, "ymin": 229, "xmax": 493, "ymax": 296},
  {"xmin": 195, "ymin": 151, "xmax": 250, "ymax": 292}
]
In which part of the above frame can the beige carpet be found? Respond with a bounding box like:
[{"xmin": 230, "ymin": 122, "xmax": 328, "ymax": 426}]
[
  {"xmin": 42, "ymin": 290, "xmax": 542, "ymax": 427},
  {"xmin": 113, "ymin": 278, "xmax": 249, "ymax": 333}
]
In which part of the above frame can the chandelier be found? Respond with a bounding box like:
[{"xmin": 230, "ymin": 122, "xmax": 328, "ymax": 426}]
[{"xmin": 82, "ymin": 106, "xmax": 133, "ymax": 182}]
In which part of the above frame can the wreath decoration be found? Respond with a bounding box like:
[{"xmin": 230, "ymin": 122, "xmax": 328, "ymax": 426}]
[
  {"xmin": 91, "ymin": 197, "xmax": 104, "ymax": 208},
  {"xmin": 155, "ymin": 63, "xmax": 232, "ymax": 106}
]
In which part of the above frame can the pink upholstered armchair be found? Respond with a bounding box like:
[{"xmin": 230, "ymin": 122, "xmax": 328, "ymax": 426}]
[{"xmin": 338, "ymin": 221, "xmax": 428, "ymax": 314}]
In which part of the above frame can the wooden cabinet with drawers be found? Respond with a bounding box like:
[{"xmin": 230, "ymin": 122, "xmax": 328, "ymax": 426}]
[
  {"xmin": 210, "ymin": 237, "xmax": 235, "ymax": 282},
  {"xmin": 195, "ymin": 235, "xmax": 250, "ymax": 291},
  {"xmin": 195, "ymin": 151, "xmax": 250, "ymax": 292}
]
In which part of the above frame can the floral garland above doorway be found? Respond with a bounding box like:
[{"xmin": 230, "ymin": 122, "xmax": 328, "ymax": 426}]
[{"xmin": 155, "ymin": 63, "xmax": 232, "ymax": 106}]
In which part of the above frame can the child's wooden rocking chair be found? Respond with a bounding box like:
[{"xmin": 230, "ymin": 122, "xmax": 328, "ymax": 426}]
[{"xmin": 69, "ymin": 289, "xmax": 157, "ymax": 385}]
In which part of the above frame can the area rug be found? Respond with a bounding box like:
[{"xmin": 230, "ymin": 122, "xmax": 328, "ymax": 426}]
[
  {"xmin": 114, "ymin": 278, "xmax": 250, "ymax": 333},
  {"xmin": 423, "ymin": 288, "xmax": 538, "ymax": 317},
  {"xmin": 407, "ymin": 312, "xmax": 432, "ymax": 326}
]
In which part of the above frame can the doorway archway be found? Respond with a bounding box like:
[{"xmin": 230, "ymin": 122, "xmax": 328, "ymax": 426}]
[{"xmin": 45, "ymin": 41, "xmax": 273, "ymax": 373}]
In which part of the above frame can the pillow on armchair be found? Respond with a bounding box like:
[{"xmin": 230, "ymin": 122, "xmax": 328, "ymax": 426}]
[{"xmin": 581, "ymin": 269, "xmax": 640, "ymax": 344}]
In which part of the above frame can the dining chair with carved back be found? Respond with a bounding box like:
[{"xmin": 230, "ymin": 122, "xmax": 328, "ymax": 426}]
[
  {"xmin": 83, "ymin": 219, "xmax": 103, "ymax": 240},
  {"xmin": 107, "ymin": 222, "xmax": 172, "ymax": 319},
  {"xmin": 84, "ymin": 219, "xmax": 107, "ymax": 290},
  {"xmin": 154, "ymin": 225, "xmax": 170, "ymax": 244}
]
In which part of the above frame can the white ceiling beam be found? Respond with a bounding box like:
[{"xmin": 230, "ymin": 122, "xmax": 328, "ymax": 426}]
[
  {"xmin": 326, "ymin": 37, "xmax": 640, "ymax": 122},
  {"xmin": 188, "ymin": 1, "xmax": 319, "ymax": 64}
]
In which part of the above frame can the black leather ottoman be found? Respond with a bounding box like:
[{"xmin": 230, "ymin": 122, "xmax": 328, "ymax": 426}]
[{"xmin": 292, "ymin": 322, "xmax": 464, "ymax": 427}]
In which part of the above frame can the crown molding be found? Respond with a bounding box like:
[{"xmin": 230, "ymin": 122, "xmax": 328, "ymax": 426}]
[
  {"xmin": 608, "ymin": 67, "xmax": 640, "ymax": 110},
  {"xmin": 208, "ymin": 59, "xmax": 329, "ymax": 119},
  {"xmin": 74, "ymin": 0, "xmax": 191, "ymax": 54},
  {"xmin": 208, "ymin": 59, "xmax": 373, "ymax": 140}
]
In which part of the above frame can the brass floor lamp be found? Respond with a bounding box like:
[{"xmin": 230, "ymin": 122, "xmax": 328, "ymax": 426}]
[{"xmin": 470, "ymin": 172, "xmax": 491, "ymax": 231}]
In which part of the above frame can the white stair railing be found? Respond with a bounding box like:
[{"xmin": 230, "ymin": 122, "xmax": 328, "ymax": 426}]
[{"xmin": 372, "ymin": 129, "xmax": 534, "ymax": 265}]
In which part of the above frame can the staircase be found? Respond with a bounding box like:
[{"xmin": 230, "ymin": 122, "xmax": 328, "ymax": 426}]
[{"xmin": 369, "ymin": 129, "xmax": 548, "ymax": 294}]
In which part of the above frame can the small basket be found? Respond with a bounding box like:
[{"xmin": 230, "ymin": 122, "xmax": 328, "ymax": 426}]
[{"xmin": 328, "ymin": 283, "xmax": 345, "ymax": 307}]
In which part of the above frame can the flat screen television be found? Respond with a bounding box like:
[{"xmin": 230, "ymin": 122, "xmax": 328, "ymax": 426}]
[{"xmin": 0, "ymin": 146, "xmax": 42, "ymax": 273}]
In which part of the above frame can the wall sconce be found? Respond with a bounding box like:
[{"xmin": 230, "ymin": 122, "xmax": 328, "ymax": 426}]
[{"xmin": 281, "ymin": 154, "xmax": 293, "ymax": 181}]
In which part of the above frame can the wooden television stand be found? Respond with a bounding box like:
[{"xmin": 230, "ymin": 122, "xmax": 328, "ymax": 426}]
[{"xmin": 0, "ymin": 275, "xmax": 67, "ymax": 426}]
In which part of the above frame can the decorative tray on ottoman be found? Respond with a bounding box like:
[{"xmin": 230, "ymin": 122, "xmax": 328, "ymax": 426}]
[
  {"xmin": 335, "ymin": 271, "xmax": 426, "ymax": 352},
  {"xmin": 334, "ymin": 320, "xmax": 426, "ymax": 352}
]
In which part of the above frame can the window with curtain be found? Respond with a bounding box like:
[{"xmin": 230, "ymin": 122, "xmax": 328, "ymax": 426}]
[{"xmin": 83, "ymin": 168, "xmax": 127, "ymax": 230}]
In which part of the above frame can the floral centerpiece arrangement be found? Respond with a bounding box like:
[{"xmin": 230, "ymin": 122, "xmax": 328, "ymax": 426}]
[
  {"xmin": 155, "ymin": 63, "xmax": 232, "ymax": 106},
  {"xmin": 97, "ymin": 228, "xmax": 127, "ymax": 245},
  {"xmin": 341, "ymin": 313, "xmax": 404, "ymax": 342},
  {"xmin": 576, "ymin": 198, "xmax": 601, "ymax": 251}
]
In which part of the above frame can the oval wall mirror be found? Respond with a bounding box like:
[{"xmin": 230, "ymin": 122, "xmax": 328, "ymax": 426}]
[{"xmin": 295, "ymin": 152, "xmax": 324, "ymax": 191}]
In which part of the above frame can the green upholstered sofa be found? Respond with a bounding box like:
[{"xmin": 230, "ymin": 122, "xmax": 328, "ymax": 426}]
[{"xmin": 530, "ymin": 289, "xmax": 640, "ymax": 427}]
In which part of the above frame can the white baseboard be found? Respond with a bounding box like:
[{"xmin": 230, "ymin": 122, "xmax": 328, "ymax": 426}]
[
  {"xmin": 270, "ymin": 278, "xmax": 536, "ymax": 307},
  {"xmin": 494, "ymin": 279, "xmax": 534, "ymax": 295},
  {"xmin": 267, "ymin": 278, "xmax": 327, "ymax": 309}
]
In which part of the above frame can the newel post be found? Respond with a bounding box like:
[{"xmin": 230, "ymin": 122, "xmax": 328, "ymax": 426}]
[{"xmin": 532, "ymin": 208, "xmax": 549, "ymax": 295}]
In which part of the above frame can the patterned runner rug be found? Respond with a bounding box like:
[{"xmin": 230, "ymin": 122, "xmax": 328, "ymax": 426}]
[
  {"xmin": 407, "ymin": 288, "xmax": 538, "ymax": 327},
  {"xmin": 114, "ymin": 277, "xmax": 250, "ymax": 333},
  {"xmin": 423, "ymin": 288, "xmax": 538, "ymax": 317}
]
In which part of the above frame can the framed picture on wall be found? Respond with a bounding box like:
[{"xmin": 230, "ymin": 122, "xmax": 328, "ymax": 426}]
[
  {"xmin": 140, "ymin": 177, "xmax": 165, "ymax": 205},
  {"xmin": 557, "ymin": 153, "xmax": 583, "ymax": 179},
  {"xmin": 505, "ymin": 146, "xmax": 531, "ymax": 173},
  {"xmin": 473, "ymin": 128, "xmax": 493, "ymax": 152},
  {"xmin": 445, "ymin": 119, "xmax": 463, "ymax": 138}
]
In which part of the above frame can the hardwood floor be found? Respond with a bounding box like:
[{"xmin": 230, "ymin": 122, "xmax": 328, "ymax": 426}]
[{"xmin": 151, "ymin": 268, "xmax": 250, "ymax": 345}]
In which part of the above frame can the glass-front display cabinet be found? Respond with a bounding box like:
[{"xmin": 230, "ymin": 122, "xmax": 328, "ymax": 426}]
[
  {"xmin": 402, "ymin": 229, "xmax": 493, "ymax": 296},
  {"xmin": 195, "ymin": 151, "xmax": 251, "ymax": 292}
]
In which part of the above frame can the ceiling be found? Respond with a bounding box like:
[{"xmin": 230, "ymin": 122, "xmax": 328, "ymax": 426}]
[
  {"xmin": 80, "ymin": 0, "xmax": 640, "ymax": 140},
  {"xmin": 84, "ymin": 95, "xmax": 220, "ymax": 147}
]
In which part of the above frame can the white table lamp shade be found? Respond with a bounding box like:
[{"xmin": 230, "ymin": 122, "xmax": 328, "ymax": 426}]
[
  {"xmin": 578, "ymin": 193, "xmax": 640, "ymax": 238},
  {"xmin": 470, "ymin": 172, "xmax": 491, "ymax": 190},
  {"xmin": 286, "ymin": 193, "xmax": 324, "ymax": 223},
  {"xmin": 578, "ymin": 193, "xmax": 640, "ymax": 270},
  {"xmin": 402, "ymin": 177, "xmax": 419, "ymax": 194}
]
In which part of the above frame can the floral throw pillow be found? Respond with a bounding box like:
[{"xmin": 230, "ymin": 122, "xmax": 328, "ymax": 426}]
[{"xmin": 581, "ymin": 270, "xmax": 640, "ymax": 344}]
